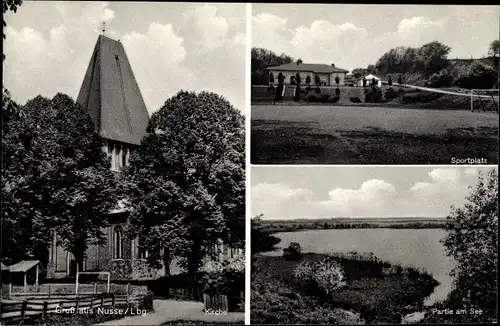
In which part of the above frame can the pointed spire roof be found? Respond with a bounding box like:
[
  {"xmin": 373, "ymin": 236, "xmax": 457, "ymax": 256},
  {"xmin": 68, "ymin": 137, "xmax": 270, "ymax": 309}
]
[{"xmin": 77, "ymin": 35, "xmax": 150, "ymax": 145}]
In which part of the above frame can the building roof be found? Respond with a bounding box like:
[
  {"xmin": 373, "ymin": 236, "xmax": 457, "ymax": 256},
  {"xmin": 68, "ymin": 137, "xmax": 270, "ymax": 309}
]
[
  {"xmin": 360, "ymin": 74, "xmax": 381, "ymax": 80},
  {"xmin": 7, "ymin": 260, "xmax": 40, "ymax": 273},
  {"xmin": 77, "ymin": 35, "xmax": 150, "ymax": 146},
  {"xmin": 267, "ymin": 62, "xmax": 349, "ymax": 74}
]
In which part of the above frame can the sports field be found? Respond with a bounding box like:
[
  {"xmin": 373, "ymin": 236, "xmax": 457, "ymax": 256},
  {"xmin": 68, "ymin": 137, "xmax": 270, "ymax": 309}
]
[{"xmin": 251, "ymin": 104, "xmax": 499, "ymax": 164}]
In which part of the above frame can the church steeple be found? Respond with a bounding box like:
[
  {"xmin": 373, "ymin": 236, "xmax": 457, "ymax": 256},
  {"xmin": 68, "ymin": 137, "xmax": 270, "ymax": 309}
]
[{"xmin": 76, "ymin": 35, "xmax": 150, "ymax": 146}]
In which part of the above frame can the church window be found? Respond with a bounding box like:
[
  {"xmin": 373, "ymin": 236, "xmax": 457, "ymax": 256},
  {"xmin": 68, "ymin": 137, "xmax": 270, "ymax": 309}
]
[{"xmin": 113, "ymin": 226, "xmax": 123, "ymax": 259}]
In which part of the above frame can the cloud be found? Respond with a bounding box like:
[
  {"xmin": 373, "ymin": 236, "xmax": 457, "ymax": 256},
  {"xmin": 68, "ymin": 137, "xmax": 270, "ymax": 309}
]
[
  {"xmin": 3, "ymin": 3, "xmax": 245, "ymax": 113},
  {"xmin": 184, "ymin": 4, "xmax": 229, "ymax": 52},
  {"xmin": 252, "ymin": 168, "xmax": 485, "ymax": 219},
  {"xmin": 252, "ymin": 12, "xmax": 452, "ymax": 70}
]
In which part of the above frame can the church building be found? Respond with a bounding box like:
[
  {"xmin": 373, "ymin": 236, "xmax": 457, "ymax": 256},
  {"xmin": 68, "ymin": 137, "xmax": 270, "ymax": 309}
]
[{"xmin": 46, "ymin": 35, "xmax": 242, "ymax": 281}]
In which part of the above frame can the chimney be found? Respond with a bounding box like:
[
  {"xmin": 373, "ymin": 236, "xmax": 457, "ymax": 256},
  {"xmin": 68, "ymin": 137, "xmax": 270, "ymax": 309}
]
[{"xmin": 331, "ymin": 63, "xmax": 335, "ymax": 67}]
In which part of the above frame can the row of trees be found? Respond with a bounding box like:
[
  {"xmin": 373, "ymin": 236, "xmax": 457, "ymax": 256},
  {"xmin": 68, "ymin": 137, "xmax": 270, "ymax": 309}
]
[
  {"xmin": 358, "ymin": 40, "xmax": 499, "ymax": 89},
  {"xmin": 251, "ymin": 48, "xmax": 293, "ymax": 85},
  {"xmin": 2, "ymin": 89, "xmax": 245, "ymax": 282}
]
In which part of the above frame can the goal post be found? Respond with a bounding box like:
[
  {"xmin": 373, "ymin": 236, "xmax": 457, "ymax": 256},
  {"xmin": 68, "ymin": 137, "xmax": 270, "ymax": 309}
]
[
  {"xmin": 470, "ymin": 89, "xmax": 499, "ymax": 112},
  {"xmin": 76, "ymin": 272, "xmax": 110, "ymax": 295}
]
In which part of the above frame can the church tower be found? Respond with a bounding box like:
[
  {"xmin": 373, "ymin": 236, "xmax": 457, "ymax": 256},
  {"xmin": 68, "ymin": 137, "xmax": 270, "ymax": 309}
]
[{"xmin": 76, "ymin": 34, "xmax": 150, "ymax": 171}]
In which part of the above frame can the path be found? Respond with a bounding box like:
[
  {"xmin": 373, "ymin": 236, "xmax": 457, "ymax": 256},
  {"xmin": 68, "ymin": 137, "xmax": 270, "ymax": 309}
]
[{"xmin": 94, "ymin": 299, "xmax": 244, "ymax": 325}]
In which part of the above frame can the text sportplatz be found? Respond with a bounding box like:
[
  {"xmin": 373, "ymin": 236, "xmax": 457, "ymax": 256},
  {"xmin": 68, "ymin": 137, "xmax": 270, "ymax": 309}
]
[
  {"xmin": 431, "ymin": 308, "xmax": 483, "ymax": 315},
  {"xmin": 55, "ymin": 305, "xmax": 147, "ymax": 316}
]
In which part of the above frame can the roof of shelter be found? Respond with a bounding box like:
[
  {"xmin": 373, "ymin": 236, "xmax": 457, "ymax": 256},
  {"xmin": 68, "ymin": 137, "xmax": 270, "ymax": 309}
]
[
  {"xmin": 76, "ymin": 35, "xmax": 150, "ymax": 146},
  {"xmin": 267, "ymin": 62, "xmax": 349, "ymax": 74},
  {"xmin": 7, "ymin": 260, "xmax": 40, "ymax": 273}
]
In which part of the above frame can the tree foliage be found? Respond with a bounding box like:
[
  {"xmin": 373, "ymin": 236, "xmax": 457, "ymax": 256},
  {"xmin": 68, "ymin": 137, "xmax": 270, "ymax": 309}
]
[
  {"xmin": 441, "ymin": 169, "xmax": 498, "ymax": 322},
  {"xmin": 251, "ymin": 47, "xmax": 294, "ymax": 85},
  {"xmin": 488, "ymin": 40, "xmax": 500, "ymax": 58},
  {"xmin": 1, "ymin": 93, "xmax": 118, "ymax": 269},
  {"xmin": 3, "ymin": 0, "xmax": 23, "ymax": 60},
  {"xmin": 124, "ymin": 91, "xmax": 245, "ymax": 278}
]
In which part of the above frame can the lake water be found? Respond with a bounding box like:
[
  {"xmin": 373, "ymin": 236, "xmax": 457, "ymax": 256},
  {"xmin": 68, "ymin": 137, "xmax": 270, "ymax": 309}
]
[{"xmin": 262, "ymin": 229, "xmax": 456, "ymax": 305}]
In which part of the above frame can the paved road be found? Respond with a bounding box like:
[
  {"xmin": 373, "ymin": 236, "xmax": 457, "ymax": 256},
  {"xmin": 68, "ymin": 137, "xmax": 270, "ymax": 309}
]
[
  {"xmin": 94, "ymin": 299, "xmax": 244, "ymax": 325},
  {"xmin": 252, "ymin": 104, "xmax": 498, "ymax": 135}
]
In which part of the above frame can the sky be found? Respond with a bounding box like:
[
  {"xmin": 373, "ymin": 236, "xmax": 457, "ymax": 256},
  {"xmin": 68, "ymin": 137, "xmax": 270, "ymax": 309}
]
[
  {"xmin": 252, "ymin": 4, "xmax": 499, "ymax": 72},
  {"xmin": 3, "ymin": 1, "xmax": 246, "ymax": 114},
  {"xmin": 251, "ymin": 166, "xmax": 497, "ymax": 219}
]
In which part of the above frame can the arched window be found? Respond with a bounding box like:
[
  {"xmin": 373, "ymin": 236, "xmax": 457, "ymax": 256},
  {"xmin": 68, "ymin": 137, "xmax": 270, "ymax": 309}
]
[{"xmin": 113, "ymin": 226, "xmax": 123, "ymax": 259}]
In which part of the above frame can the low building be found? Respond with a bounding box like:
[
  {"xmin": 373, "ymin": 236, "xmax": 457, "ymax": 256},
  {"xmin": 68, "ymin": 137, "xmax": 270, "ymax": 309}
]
[
  {"xmin": 358, "ymin": 74, "xmax": 382, "ymax": 87},
  {"xmin": 266, "ymin": 62, "xmax": 349, "ymax": 86}
]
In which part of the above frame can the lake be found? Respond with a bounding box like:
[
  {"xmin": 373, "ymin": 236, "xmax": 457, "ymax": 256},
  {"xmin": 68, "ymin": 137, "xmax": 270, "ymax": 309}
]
[{"xmin": 262, "ymin": 228, "xmax": 456, "ymax": 305}]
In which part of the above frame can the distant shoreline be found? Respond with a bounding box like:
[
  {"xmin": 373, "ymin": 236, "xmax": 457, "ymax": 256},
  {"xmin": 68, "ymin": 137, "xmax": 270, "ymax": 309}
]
[{"xmin": 258, "ymin": 217, "xmax": 451, "ymax": 232}]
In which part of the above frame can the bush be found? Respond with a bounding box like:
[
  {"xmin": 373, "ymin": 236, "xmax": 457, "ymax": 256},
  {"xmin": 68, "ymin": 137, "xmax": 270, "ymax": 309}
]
[
  {"xmin": 283, "ymin": 242, "xmax": 302, "ymax": 260},
  {"xmin": 364, "ymin": 87, "xmax": 384, "ymax": 103},
  {"xmin": 137, "ymin": 290, "xmax": 154, "ymax": 311},
  {"xmin": 350, "ymin": 96, "xmax": 362, "ymax": 103},
  {"xmin": 335, "ymin": 88, "xmax": 341, "ymax": 96},
  {"xmin": 294, "ymin": 258, "xmax": 346, "ymax": 294},
  {"xmin": 303, "ymin": 94, "xmax": 339, "ymax": 103},
  {"xmin": 315, "ymin": 87, "xmax": 321, "ymax": 93},
  {"xmin": 428, "ymin": 72, "xmax": 454, "ymax": 88},
  {"xmin": 384, "ymin": 87, "xmax": 399, "ymax": 101}
]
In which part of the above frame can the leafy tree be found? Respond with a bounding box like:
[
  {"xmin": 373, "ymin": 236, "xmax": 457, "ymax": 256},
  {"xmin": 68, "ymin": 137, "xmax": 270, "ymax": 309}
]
[
  {"xmin": 488, "ymin": 40, "xmax": 500, "ymax": 58},
  {"xmin": 362, "ymin": 78, "xmax": 367, "ymax": 87},
  {"xmin": 417, "ymin": 41, "xmax": 451, "ymax": 77},
  {"xmin": 366, "ymin": 64, "xmax": 376, "ymax": 74},
  {"xmin": 3, "ymin": 0, "xmax": 23, "ymax": 61},
  {"xmin": 297, "ymin": 58, "xmax": 303, "ymax": 65},
  {"xmin": 251, "ymin": 47, "xmax": 293, "ymax": 85},
  {"xmin": 124, "ymin": 91, "xmax": 244, "ymax": 280},
  {"xmin": 1, "ymin": 93, "xmax": 118, "ymax": 271},
  {"xmin": 352, "ymin": 68, "xmax": 367, "ymax": 79},
  {"xmin": 441, "ymin": 169, "xmax": 498, "ymax": 322},
  {"xmin": 335, "ymin": 75, "xmax": 340, "ymax": 87},
  {"xmin": 314, "ymin": 75, "xmax": 320, "ymax": 86},
  {"xmin": 295, "ymin": 72, "xmax": 301, "ymax": 85}
]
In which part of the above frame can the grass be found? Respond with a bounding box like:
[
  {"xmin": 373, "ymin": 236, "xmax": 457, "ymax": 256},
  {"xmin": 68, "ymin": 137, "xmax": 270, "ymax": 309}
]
[
  {"xmin": 251, "ymin": 253, "xmax": 439, "ymax": 324},
  {"xmin": 251, "ymin": 105, "xmax": 498, "ymax": 164}
]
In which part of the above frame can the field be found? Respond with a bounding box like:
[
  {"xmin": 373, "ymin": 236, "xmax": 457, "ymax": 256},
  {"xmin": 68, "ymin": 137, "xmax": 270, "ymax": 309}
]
[{"xmin": 251, "ymin": 104, "xmax": 498, "ymax": 164}]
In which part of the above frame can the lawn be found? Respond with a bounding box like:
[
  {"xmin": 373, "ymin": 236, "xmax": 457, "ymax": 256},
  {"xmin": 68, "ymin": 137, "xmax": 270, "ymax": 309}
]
[
  {"xmin": 251, "ymin": 253, "xmax": 439, "ymax": 324},
  {"xmin": 251, "ymin": 104, "xmax": 499, "ymax": 164}
]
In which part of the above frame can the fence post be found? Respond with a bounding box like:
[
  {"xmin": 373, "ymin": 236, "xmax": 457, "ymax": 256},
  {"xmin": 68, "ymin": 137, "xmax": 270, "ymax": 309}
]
[
  {"xmin": 21, "ymin": 300, "xmax": 27, "ymax": 323},
  {"xmin": 94, "ymin": 282, "xmax": 97, "ymax": 294},
  {"xmin": 43, "ymin": 301, "xmax": 48, "ymax": 318},
  {"xmin": 126, "ymin": 283, "xmax": 130, "ymax": 303},
  {"xmin": 111, "ymin": 293, "xmax": 115, "ymax": 306},
  {"xmin": 48, "ymin": 283, "xmax": 51, "ymax": 298},
  {"xmin": 90, "ymin": 297, "xmax": 93, "ymax": 309},
  {"xmin": 75, "ymin": 297, "xmax": 80, "ymax": 311},
  {"xmin": 101, "ymin": 294, "xmax": 104, "ymax": 307},
  {"xmin": 8, "ymin": 283, "xmax": 12, "ymax": 298}
]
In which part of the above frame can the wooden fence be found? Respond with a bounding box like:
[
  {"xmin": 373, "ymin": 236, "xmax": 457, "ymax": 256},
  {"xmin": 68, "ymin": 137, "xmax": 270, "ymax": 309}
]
[
  {"xmin": 0, "ymin": 293, "xmax": 135, "ymax": 324},
  {"xmin": 202, "ymin": 293, "xmax": 243, "ymax": 312}
]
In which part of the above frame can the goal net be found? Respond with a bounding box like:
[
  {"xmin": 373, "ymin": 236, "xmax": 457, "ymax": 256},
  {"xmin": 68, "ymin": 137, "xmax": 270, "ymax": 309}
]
[
  {"xmin": 75, "ymin": 272, "xmax": 110, "ymax": 295},
  {"xmin": 470, "ymin": 89, "xmax": 499, "ymax": 112}
]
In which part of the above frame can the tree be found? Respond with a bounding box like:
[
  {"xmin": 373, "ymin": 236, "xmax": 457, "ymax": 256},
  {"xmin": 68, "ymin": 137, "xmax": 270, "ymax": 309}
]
[
  {"xmin": 315, "ymin": 75, "xmax": 320, "ymax": 86},
  {"xmin": 441, "ymin": 169, "xmax": 497, "ymax": 323},
  {"xmin": 417, "ymin": 41, "xmax": 451, "ymax": 77},
  {"xmin": 297, "ymin": 58, "xmax": 303, "ymax": 65},
  {"xmin": 305, "ymin": 75, "xmax": 311, "ymax": 88},
  {"xmin": 3, "ymin": 0, "xmax": 23, "ymax": 61},
  {"xmin": 397, "ymin": 75, "xmax": 403, "ymax": 85},
  {"xmin": 372, "ymin": 78, "xmax": 376, "ymax": 86},
  {"xmin": 362, "ymin": 78, "xmax": 367, "ymax": 87},
  {"xmin": 388, "ymin": 76, "xmax": 392, "ymax": 86},
  {"xmin": 124, "ymin": 91, "xmax": 244, "ymax": 280},
  {"xmin": 268, "ymin": 71, "xmax": 274, "ymax": 84},
  {"xmin": 335, "ymin": 75, "xmax": 340, "ymax": 87},
  {"xmin": 352, "ymin": 68, "xmax": 367, "ymax": 79},
  {"xmin": 366, "ymin": 65, "xmax": 376, "ymax": 74},
  {"xmin": 251, "ymin": 47, "xmax": 293, "ymax": 85},
  {"xmin": 488, "ymin": 40, "xmax": 500, "ymax": 58},
  {"xmin": 1, "ymin": 93, "xmax": 118, "ymax": 271},
  {"xmin": 295, "ymin": 72, "xmax": 301, "ymax": 86}
]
